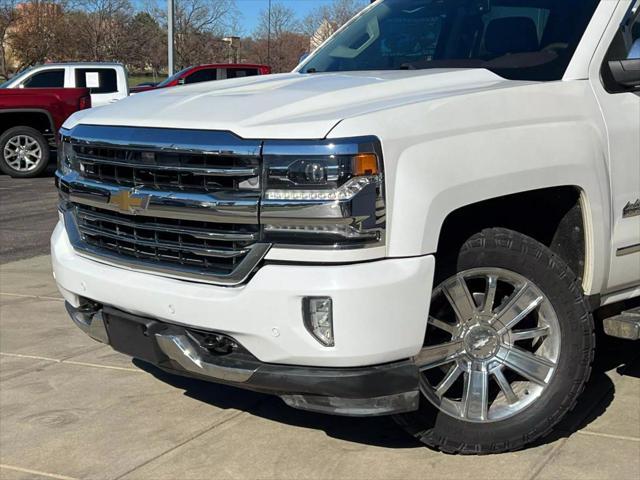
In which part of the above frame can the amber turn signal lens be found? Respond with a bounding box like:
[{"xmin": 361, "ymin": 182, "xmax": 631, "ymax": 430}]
[{"xmin": 352, "ymin": 153, "xmax": 379, "ymax": 176}]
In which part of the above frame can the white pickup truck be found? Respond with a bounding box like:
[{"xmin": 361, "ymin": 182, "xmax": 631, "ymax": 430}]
[
  {"xmin": 52, "ymin": 0, "xmax": 640, "ymax": 454},
  {"xmin": 2, "ymin": 62, "xmax": 129, "ymax": 107}
]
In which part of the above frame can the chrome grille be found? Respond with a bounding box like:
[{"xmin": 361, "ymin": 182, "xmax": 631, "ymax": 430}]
[
  {"xmin": 58, "ymin": 125, "xmax": 269, "ymax": 285},
  {"xmin": 76, "ymin": 147, "xmax": 261, "ymax": 193},
  {"xmin": 74, "ymin": 205, "xmax": 258, "ymax": 274}
]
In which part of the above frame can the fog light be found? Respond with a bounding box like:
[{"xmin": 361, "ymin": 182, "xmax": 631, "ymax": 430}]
[{"xmin": 303, "ymin": 297, "xmax": 334, "ymax": 347}]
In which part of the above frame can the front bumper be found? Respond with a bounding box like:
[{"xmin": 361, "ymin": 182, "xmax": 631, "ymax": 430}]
[
  {"xmin": 52, "ymin": 219, "xmax": 435, "ymax": 367},
  {"xmin": 53, "ymin": 217, "xmax": 435, "ymax": 416},
  {"xmin": 67, "ymin": 302, "xmax": 420, "ymax": 416}
]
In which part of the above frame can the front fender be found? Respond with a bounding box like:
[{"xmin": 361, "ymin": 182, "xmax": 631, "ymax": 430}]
[{"xmin": 330, "ymin": 80, "xmax": 612, "ymax": 295}]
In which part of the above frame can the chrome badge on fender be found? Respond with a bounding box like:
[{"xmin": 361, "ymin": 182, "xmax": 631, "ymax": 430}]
[{"xmin": 623, "ymin": 199, "xmax": 640, "ymax": 218}]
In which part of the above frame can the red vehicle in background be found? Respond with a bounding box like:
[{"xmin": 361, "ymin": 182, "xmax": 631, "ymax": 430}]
[
  {"xmin": 130, "ymin": 64, "xmax": 272, "ymax": 94},
  {"xmin": 0, "ymin": 88, "xmax": 91, "ymax": 177}
]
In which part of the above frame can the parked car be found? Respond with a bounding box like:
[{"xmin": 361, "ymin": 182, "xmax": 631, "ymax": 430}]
[
  {"xmin": 129, "ymin": 64, "xmax": 272, "ymax": 93},
  {"xmin": 133, "ymin": 81, "xmax": 158, "ymax": 88},
  {"xmin": 0, "ymin": 88, "xmax": 91, "ymax": 177},
  {"xmin": 1, "ymin": 63, "xmax": 128, "ymax": 107},
  {"xmin": 54, "ymin": 0, "xmax": 639, "ymax": 454}
]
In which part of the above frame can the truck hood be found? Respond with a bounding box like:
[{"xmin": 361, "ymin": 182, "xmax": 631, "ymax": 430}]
[{"xmin": 66, "ymin": 69, "xmax": 517, "ymax": 139}]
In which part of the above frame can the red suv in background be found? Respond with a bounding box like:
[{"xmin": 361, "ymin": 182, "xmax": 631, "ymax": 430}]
[
  {"xmin": 130, "ymin": 64, "xmax": 271, "ymax": 94},
  {"xmin": 0, "ymin": 88, "xmax": 91, "ymax": 177}
]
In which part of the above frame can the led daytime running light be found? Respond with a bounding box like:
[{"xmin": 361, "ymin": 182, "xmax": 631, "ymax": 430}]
[{"xmin": 265, "ymin": 176, "xmax": 377, "ymax": 201}]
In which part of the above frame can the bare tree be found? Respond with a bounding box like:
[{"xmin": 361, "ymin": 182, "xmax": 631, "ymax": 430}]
[
  {"xmin": 0, "ymin": 0, "xmax": 20, "ymax": 79},
  {"xmin": 126, "ymin": 12, "xmax": 166, "ymax": 75},
  {"xmin": 71, "ymin": 0, "xmax": 132, "ymax": 61},
  {"xmin": 249, "ymin": 1, "xmax": 306, "ymax": 73},
  {"xmin": 0, "ymin": 0, "xmax": 240, "ymax": 80},
  {"xmin": 5, "ymin": 0, "xmax": 68, "ymax": 71},
  {"xmin": 303, "ymin": 0, "xmax": 366, "ymax": 50},
  {"xmin": 253, "ymin": 1, "xmax": 299, "ymax": 39},
  {"xmin": 148, "ymin": 0, "xmax": 237, "ymax": 69}
]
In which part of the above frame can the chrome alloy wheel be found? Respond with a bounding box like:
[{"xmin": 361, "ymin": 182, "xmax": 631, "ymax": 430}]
[
  {"xmin": 416, "ymin": 268, "xmax": 561, "ymax": 423},
  {"xmin": 3, "ymin": 134, "xmax": 42, "ymax": 172}
]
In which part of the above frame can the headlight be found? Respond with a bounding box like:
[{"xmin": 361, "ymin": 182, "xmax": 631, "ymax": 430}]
[
  {"xmin": 261, "ymin": 137, "xmax": 385, "ymax": 248},
  {"xmin": 57, "ymin": 134, "xmax": 77, "ymax": 175}
]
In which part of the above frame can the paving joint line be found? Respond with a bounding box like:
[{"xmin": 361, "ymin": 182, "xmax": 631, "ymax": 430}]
[
  {"xmin": 0, "ymin": 352, "xmax": 142, "ymax": 373},
  {"xmin": 58, "ymin": 344, "xmax": 107, "ymax": 362},
  {"xmin": 113, "ymin": 409, "xmax": 250, "ymax": 480},
  {"xmin": 0, "ymin": 361, "xmax": 60, "ymax": 382},
  {"xmin": 0, "ymin": 464, "xmax": 79, "ymax": 480},
  {"xmin": 0, "ymin": 292, "xmax": 63, "ymax": 301},
  {"xmin": 64, "ymin": 360, "xmax": 141, "ymax": 373},
  {"xmin": 524, "ymin": 437, "xmax": 568, "ymax": 480},
  {"xmin": 576, "ymin": 430, "xmax": 640, "ymax": 442},
  {"xmin": 0, "ymin": 352, "xmax": 61, "ymax": 363}
]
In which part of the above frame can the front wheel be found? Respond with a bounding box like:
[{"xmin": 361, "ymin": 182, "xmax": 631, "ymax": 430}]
[
  {"xmin": 0, "ymin": 126, "xmax": 50, "ymax": 178},
  {"xmin": 394, "ymin": 228, "xmax": 594, "ymax": 454}
]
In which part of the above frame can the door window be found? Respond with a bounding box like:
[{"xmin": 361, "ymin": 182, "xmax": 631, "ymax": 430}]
[
  {"xmin": 185, "ymin": 68, "xmax": 217, "ymax": 84},
  {"xmin": 601, "ymin": 2, "xmax": 640, "ymax": 91},
  {"xmin": 628, "ymin": 5, "xmax": 640, "ymax": 59},
  {"xmin": 226, "ymin": 68, "xmax": 259, "ymax": 79},
  {"xmin": 75, "ymin": 69, "xmax": 118, "ymax": 94},
  {"xmin": 22, "ymin": 69, "xmax": 65, "ymax": 88}
]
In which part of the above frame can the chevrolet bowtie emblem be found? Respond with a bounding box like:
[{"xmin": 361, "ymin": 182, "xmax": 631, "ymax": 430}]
[{"xmin": 109, "ymin": 190, "xmax": 150, "ymax": 214}]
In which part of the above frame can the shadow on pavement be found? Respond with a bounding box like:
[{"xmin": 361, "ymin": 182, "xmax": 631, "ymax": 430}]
[
  {"xmin": 540, "ymin": 325, "xmax": 639, "ymax": 445},
  {"xmin": 134, "ymin": 323, "xmax": 638, "ymax": 451},
  {"xmin": 132, "ymin": 358, "xmax": 421, "ymax": 449}
]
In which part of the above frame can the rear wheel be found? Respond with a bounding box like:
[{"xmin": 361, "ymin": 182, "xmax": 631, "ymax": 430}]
[
  {"xmin": 394, "ymin": 228, "xmax": 594, "ymax": 454},
  {"xmin": 0, "ymin": 126, "xmax": 50, "ymax": 178}
]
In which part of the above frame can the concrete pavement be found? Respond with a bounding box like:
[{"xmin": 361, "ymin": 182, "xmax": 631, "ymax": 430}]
[
  {"xmin": 0, "ymin": 173, "xmax": 59, "ymax": 264},
  {"xmin": 0, "ymin": 255, "xmax": 639, "ymax": 480}
]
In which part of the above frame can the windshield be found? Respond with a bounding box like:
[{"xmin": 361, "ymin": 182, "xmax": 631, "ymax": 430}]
[
  {"xmin": 300, "ymin": 0, "xmax": 600, "ymax": 81},
  {"xmin": 157, "ymin": 67, "xmax": 191, "ymax": 87},
  {"xmin": 0, "ymin": 66, "xmax": 35, "ymax": 88}
]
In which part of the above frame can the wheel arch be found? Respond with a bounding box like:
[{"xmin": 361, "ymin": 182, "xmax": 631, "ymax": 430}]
[
  {"xmin": 433, "ymin": 186, "xmax": 595, "ymax": 294},
  {"xmin": 0, "ymin": 109, "xmax": 56, "ymax": 138}
]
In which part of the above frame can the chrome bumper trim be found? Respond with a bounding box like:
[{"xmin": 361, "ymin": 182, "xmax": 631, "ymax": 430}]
[
  {"xmin": 58, "ymin": 171, "xmax": 259, "ymax": 224},
  {"xmin": 155, "ymin": 333, "xmax": 256, "ymax": 383},
  {"xmin": 616, "ymin": 243, "xmax": 640, "ymax": 257},
  {"xmin": 280, "ymin": 391, "xmax": 420, "ymax": 417},
  {"xmin": 65, "ymin": 303, "xmax": 109, "ymax": 344},
  {"xmin": 64, "ymin": 302, "xmax": 421, "ymax": 417}
]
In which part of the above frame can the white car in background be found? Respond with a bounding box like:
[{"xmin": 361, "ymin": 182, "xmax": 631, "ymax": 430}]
[{"xmin": 1, "ymin": 62, "xmax": 128, "ymax": 107}]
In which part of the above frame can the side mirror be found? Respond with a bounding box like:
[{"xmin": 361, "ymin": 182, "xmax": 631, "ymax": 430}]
[{"xmin": 608, "ymin": 59, "xmax": 640, "ymax": 89}]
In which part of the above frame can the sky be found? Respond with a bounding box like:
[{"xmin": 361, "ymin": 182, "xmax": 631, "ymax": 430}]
[
  {"xmin": 230, "ymin": 0, "xmax": 338, "ymax": 34},
  {"xmin": 137, "ymin": 0, "xmax": 359, "ymax": 36}
]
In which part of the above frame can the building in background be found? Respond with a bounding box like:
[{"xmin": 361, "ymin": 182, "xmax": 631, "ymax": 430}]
[
  {"xmin": 310, "ymin": 19, "xmax": 335, "ymax": 52},
  {"xmin": 3, "ymin": 2, "xmax": 64, "ymax": 76}
]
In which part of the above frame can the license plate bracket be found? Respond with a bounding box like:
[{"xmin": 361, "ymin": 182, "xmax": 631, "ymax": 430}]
[{"xmin": 103, "ymin": 307, "xmax": 167, "ymax": 364}]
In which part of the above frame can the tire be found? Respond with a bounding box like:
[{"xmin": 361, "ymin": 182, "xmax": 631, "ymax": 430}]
[
  {"xmin": 0, "ymin": 126, "xmax": 50, "ymax": 178},
  {"xmin": 394, "ymin": 227, "xmax": 594, "ymax": 454}
]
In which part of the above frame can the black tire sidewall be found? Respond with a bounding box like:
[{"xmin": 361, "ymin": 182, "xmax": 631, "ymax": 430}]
[
  {"xmin": 0, "ymin": 126, "xmax": 50, "ymax": 178},
  {"xmin": 397, "ymin": 228, "xmax": 594, "ymax": 453}
]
